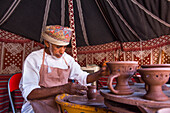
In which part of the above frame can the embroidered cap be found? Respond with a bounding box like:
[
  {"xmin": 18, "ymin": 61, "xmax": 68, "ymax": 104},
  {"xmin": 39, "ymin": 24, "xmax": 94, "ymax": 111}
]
[{"xmin": 42, "ymin": 25, "xmax": 73, "ymax": 46}]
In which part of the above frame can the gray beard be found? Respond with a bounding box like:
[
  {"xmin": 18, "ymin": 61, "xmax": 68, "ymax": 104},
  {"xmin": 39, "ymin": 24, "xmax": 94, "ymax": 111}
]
[{"xmin": 49, "ymin": 43, "xmax": 60, "ymax": 60}]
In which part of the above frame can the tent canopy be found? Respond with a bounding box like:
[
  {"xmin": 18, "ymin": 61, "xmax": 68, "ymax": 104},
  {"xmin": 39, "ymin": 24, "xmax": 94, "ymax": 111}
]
[{"xmin": 0, "ymin": 0, "xmax": 169, "ymax": 47}]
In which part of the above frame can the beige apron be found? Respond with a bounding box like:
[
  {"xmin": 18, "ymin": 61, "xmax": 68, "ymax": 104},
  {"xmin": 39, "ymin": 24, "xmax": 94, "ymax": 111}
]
[{"xmin": 30, "ymin": 49, "xmax": 70, "ymax": 113}]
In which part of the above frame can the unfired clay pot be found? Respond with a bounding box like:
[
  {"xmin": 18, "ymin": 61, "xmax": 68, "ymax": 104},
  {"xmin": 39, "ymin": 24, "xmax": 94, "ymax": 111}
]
[
  {"xmin": 138, "ymin": 68, "xmax": 170, "ymax": 101},
  {"xmin": 141, "ymin": 64, "xmax": 170, "ymax": 91},
  {"xmin": 87, "ymin": 85, "xmax": 97, "ymax": 100},
  {"xmin": 107, "ymin": 61, "xmax": 138, "ymax": 95}
]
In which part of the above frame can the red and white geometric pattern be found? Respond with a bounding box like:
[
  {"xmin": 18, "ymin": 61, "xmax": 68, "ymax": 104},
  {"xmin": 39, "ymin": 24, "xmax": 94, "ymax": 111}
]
[
  {"xmin": 106, "ymin": 51, "xmax": 114, "ymax": 62},
  {"xmin": 68, "ymin": 0, "xmax": 78, "ymax": 62},
  {"xmin": 0, "ymin": 29, "xmax": 44, "ymax": 74},
  {"xmin": 125, "ymin": 51, "xmax": 132, "ymax": 61},
  {"xmin": 162, "ymin": 45, "xmax": 170, "ymax": 64},
  {"xmin": 152, "ymin": 48, "xmax": 160, "ymax": 64},
  {"xmin": 66, "ymin": 35, "xmax": 170, "ymax": 67},
  {"xmin": 162, "ymin": 45, "xmax": 170, "ymax": 56},
  {"xmin": 0, "ymin": 28, "xmax": 170, "ymax": 74}
]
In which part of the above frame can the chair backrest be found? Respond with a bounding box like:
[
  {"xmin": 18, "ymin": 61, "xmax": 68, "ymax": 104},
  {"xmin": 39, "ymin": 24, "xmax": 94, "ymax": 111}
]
[{"xmin": 8, "ymin": 72, "xmax": 22, "ymax": 113}]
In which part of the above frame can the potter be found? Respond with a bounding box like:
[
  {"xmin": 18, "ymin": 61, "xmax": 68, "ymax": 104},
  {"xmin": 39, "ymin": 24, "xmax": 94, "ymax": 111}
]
[{"xmin": 107, "ymin": 61, "xmax": 138, "ymax": 95}]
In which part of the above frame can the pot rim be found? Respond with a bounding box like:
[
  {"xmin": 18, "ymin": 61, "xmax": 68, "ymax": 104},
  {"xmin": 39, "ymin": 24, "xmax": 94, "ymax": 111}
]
[
  {"xmin": 137, "ymin": 68, "xmax": 170, "ymax": 71},
  {"xmin": 141, "ymin": 64, "xmax": 170, "ymax": 68},
  {"xmin": 106, "ymin": 61, "xmax": 138, "ymax": 64}
]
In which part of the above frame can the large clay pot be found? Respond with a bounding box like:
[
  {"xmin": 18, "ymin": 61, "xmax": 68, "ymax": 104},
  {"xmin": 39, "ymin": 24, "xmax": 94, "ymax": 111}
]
[
  {"xmin": 138, "ymin": 68, "xmax": 170, "ymax": 101},
  {"xmin": 141, "ymin": 64, "xmax": 170, "ymax": 68},
  {"xmin": 107, "ymin": 61, "xmax": 138, "ymax": 95},
  {"xmin": 141, "ymin": 64, "xmax": 170, "ymax": 91}
]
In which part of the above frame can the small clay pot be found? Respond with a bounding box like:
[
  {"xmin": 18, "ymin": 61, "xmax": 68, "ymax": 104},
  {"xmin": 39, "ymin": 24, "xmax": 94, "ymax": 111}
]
[{"xmin": 87, "ymin": 85, "xmax": 97, "ymax": 100}]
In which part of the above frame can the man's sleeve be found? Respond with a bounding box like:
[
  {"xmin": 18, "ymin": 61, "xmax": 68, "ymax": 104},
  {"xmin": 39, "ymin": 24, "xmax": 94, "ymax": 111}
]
[
  {"xmin": 69, "ymin": 59, "xmax": 89, "ymax": 85},
  {"xmin": 19, "ymin": 55, "xmax": 41, "ymax": 101}
]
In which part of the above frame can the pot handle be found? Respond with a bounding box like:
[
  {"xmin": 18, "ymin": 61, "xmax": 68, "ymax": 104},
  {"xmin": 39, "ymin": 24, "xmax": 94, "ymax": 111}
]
[{"xmin": 107, "ymin": 74, "xmax": 120, "ymax": 94}]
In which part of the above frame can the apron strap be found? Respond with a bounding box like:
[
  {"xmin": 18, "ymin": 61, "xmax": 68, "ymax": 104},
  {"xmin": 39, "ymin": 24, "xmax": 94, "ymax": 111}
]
[
  {"xmin": 42, "ymin": 49, "xmax": 46, "ymax": 65},
  {"xmin": 63, "ymin": 57, "xmax": 69, "ymax": 67}
]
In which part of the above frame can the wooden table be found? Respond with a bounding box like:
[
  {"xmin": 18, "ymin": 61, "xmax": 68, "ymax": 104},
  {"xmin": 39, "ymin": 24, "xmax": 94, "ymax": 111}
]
[{"xmin": 100, "ymin": 83, "xmax": 170, "ymax": 113}]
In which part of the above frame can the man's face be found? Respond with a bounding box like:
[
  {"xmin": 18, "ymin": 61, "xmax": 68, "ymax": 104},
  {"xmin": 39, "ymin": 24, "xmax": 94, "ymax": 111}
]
[{"xmin": 50, "ymin": 44, "xmax": 67, "ymax": 58}]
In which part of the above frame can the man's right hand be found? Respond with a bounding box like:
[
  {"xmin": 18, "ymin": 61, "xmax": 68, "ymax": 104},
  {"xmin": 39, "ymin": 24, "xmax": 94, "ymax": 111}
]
[{"xmin": 64, "ymin": 83, "xmax": 87, "ymax": 95}]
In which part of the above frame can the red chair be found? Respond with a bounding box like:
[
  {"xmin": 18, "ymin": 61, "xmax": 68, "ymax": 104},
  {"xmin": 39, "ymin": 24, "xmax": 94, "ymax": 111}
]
[{"xmin": 8, "ymin": 72, "xmax": 22, "ymax": 113}]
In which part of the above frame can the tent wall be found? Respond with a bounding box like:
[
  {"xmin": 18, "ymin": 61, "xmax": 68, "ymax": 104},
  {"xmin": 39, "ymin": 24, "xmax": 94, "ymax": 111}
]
[
  {"xmin": 69, "ymin": 36, "xmax": 170, "ymax": 67},
  {"xmin": 0, "ymin": 29, "xmax": 169, "ymax": 74}
]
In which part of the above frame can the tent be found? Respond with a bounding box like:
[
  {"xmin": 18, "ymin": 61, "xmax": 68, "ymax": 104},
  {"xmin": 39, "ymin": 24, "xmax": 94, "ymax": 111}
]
[
  {"xmin": 0, "ymin": 0, "xmax": 169, "ymax": 46},
  {"xmin": 0, "ymin": 0, "xmax": 170, "ymax": 112}
]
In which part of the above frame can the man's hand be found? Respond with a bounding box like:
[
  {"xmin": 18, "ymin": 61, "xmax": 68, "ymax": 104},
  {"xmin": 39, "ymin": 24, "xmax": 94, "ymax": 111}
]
[
  {"xmin": 86, "ymin": 63, "xmax": 110, "ymax": 84},
  {"xmin": 64, "ymin": 83, "xmax": 87, "ymax": 95},
  {"xmin": 100, "ymin": 65, "xmax": 110, "ymax": 76}
]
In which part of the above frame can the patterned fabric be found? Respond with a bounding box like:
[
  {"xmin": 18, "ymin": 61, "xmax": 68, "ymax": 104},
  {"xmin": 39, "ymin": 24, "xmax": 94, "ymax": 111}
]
[
  {"xmin": 65, "ymin": 35, "xmax": 170, "ymax": 67},
  {"xmin": 42, "ymin": 25, "xmax": 73, "ymax": 46},
  {"xmin": 13, "ymin": 90, "xmax": 24, "ymax": 110},
  {"xmin": 0, "ymin": 74, "xmax": 23, "ymax": 113},
  {"xmin": 161, "ymin": 45, "xmax": 170, "ymax": 64},
  {"xmin": 0, "ymin": 29, "xmax": 44, "ymax": 74},
  {"xmin": 0, "ymin": 74, "xmax": 11, "ymax": 113}
]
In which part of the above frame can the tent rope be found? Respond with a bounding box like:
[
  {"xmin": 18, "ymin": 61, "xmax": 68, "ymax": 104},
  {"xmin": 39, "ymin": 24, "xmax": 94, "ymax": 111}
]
[
  {"xmin": 131, "ymin": 0, "xmax": 170, "ymax": 27},
  {"xmin": 61, "ymin": 0, "xmax": 66, "ymax": 26},
  {"xmin": 95, "ymin": 0, "xmax": 118, "ymax": 41},
  {"xmin": 40, "ymin": 0, "xmax": 51, "ymax": 42},
  {"xmin": 76, "ymin": 0, "xmax": 90, "ymax": 46},
  {"xmin": 0, "ymin": 0, "xmax": 21, "ymax": 26},
  {"xmin": 106, "ymin": 0, "xmax": 142, "ymax": 41}
]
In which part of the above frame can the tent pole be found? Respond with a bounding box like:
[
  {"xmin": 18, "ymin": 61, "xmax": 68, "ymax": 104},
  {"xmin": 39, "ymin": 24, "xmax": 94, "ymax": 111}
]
[{"xmin": 68, "ymin": 0, "xmax": 78, "ymax": 62}]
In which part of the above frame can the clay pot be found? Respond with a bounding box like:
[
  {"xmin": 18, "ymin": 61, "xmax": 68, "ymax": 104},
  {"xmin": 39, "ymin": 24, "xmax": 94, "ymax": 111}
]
[
  {"xmin": 87, "ymin": 85, "xmax": 97, "ymax": 100},
  {"xmin": 138, "ymin": 68, "xmax": 170, "ymax": 101},
  {"xmin": 107, "ymin": 61, "xmax": 138, "ymax": 95},
  {"xmin": 141, "ymin": 64, "xmax": 170, "ymax": 68},
  {"xmin": 141, "ymin": 64, "xmax": 170, "ymax": 91}
]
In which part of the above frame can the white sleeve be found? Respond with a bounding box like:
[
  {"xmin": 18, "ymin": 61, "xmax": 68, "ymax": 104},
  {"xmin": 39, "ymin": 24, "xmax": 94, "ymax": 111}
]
[
  {"xmin": 19, "ymin": 54, "xmax": 41, "ymax": 101},
  {"xmin": 68, "ymin": 57, "xmax": 89, "ymax": 86}
]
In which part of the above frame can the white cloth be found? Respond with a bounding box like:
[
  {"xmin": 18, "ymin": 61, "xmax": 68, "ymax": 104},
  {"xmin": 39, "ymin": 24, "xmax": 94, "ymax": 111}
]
[{"xmin": 19, "ymin": 49, "xmax": 89, "ymax": 113}]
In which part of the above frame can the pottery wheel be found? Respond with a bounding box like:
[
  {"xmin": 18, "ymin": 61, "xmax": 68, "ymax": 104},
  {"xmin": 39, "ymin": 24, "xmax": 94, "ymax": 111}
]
[
  {"xmin": 100, "ymin": 83, "xmax": 170, "ymax": 112},
  {"xmin": 67, "ymin": 93, "xmax": 107, "ymax": 108}
]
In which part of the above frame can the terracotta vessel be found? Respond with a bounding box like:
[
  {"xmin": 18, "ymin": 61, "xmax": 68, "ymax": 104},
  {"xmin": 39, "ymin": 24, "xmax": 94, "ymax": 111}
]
[
  {"xmin": 87, "ymin": 85, "xmax": 97, "ymax": 100},
  {"xmin": 138, "ymin": 68, "xmax": 170, "ymax": 101},
  {"xmin": 141, "ymin": 64, "xmax": 170, "ymax": 91},
  {"xmin": 141, "ymin": 64, "xmax": 170, "ymax": 68},
  {"xmin": 107, "ymin": 61, "xmax": 138, "ymax": 95}
]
